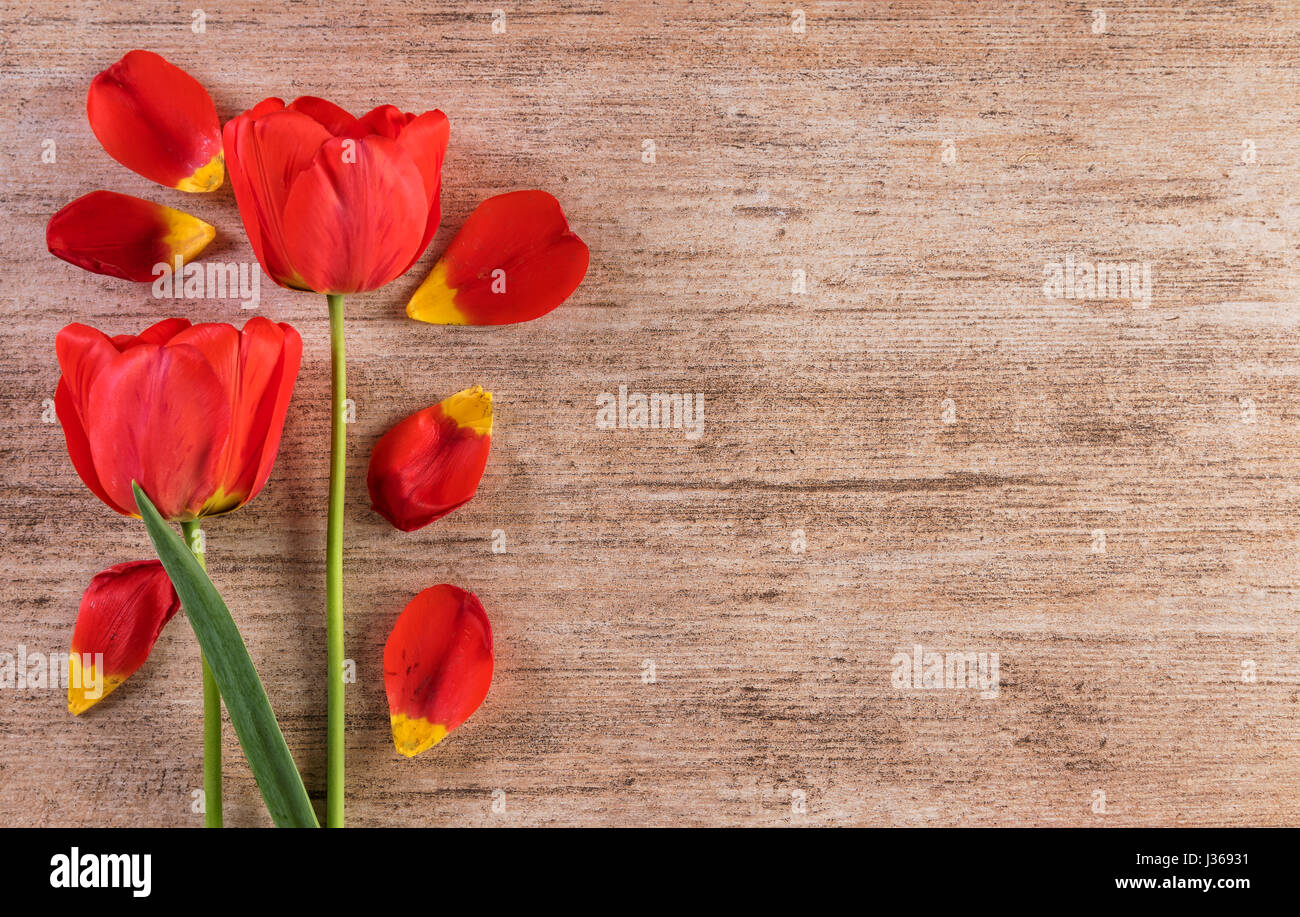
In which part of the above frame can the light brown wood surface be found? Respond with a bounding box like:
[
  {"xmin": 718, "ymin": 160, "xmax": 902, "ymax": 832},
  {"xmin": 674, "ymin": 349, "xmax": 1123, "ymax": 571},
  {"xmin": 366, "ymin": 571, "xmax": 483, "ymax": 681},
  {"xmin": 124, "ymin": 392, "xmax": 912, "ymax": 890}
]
[{"xmin": 0, "ymin": 0, "xmax": 1297, "ymax": 827}]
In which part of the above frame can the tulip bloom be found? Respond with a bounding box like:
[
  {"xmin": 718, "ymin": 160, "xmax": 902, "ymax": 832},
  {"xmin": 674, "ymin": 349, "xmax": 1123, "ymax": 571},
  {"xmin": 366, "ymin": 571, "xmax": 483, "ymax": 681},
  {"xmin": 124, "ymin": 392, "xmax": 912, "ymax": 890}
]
[
  {"xmin": 407, "ymin": 190, "xmax": 589, "ymax": 326},
  {"xmin": 87, "ymin": 50, "xmax": 224, "ymax": 192},
  {"xmin": 54, "ymin": 317, "xmax": 302, "ymax": 521},
  {"xmin": 223, "ymin": 93, "xmax": 449, "ymax": 826},
  {"xmin": 223, "ymin": 97, "xmax": 449, "ymax": 293},
  {"xmin": 385, "ymin": 585, "xmax": 493, "ymax": 757},
  {"xmin": 368, "ymin": 386, "xmax": 493, "ymax": 532},
  {"xmin": 47, "ymin": 190, "xmax": 215, "ymax": 282},
  {"xmin": 69, "ymin": 560, "xmax": 180, "ymax": 715}
]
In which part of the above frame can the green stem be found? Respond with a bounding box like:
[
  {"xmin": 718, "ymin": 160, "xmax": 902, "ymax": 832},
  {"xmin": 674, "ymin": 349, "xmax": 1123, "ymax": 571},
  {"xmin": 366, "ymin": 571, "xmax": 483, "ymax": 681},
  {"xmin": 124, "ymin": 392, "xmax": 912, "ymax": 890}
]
[
  {"xmin": 326, "ymin": 293, "xmax": 346, "ymax": 828},
  {"xmin": 181, "ymin": 519, "xmax": 222, "ymax": 828}
]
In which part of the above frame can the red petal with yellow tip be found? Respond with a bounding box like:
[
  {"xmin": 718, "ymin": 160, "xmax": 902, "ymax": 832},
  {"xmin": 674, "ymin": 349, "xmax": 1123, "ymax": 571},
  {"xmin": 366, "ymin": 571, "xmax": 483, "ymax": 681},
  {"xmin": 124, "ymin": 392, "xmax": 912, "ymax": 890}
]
[
  {"xmin": 87, "ymin": 50, "xmax": 224, "ymax": 192},
  {"xmin": 69, "ymin": 560, "xmax": 180, "ymax": 714},
  {"xmin": 384, "ymin": 584, "xmax": 493, "ymax": 756},
  {"xmin": 407, "ymin": 190, "xmax": 589, "ymax": 325},
  {"xmin": 47, "ymin": 191, "xmax": 215, "ymax": 282},
  {"xmin": 367, "ymin": 385, "xmax": 492, "ymax": 532}
]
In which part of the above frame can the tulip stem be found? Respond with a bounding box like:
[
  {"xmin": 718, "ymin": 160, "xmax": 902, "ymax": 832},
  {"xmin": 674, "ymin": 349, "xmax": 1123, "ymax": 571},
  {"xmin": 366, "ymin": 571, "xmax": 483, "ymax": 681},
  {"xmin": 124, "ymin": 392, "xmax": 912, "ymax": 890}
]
[
  {"xmin": 326, "ymin": 293, "xmax": 346, "ymax": 828},
  {"xmin": 181, "ymin": 519, "xmax": 222, "ymax": 828}
]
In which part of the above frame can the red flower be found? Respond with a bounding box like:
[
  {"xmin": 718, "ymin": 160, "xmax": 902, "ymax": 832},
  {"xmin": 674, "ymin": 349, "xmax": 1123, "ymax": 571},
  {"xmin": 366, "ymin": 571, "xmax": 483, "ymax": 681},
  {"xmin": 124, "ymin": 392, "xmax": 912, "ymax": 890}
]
[
  {"xmin": 87, "ymin": 50, "xmax": 224, "ymax": 193},
  {"xmin": 367, "ymin": 386, "xmax": 492, "ymax": 532},
  {"xmin": 406, "ymin": 190, "xmax": 589, "ymax": 325},
  {"xmin": 384, "ymin": 584, "xmax": 493, "ymax": 756},
  {"xmin": 222, "ymin": 97, "xmax": 449, "ymax": 293},
  {"xmin": 47, "ymin": 190, "xmax": 215, "ymax": 282},
  {"xmin": 69, "ymin": 560, "xmax": 181, "ymax": 714},
  {"xmin": 54, "ymin": 317, "xmax": 302, "ymax": 521}
]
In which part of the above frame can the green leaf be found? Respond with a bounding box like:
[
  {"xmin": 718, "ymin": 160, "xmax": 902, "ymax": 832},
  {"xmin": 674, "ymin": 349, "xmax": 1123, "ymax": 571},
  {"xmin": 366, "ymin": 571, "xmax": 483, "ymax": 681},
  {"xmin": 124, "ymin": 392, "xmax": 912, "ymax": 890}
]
[{"xmin": 134, "ymin": 483, "xmax": 319, "ymax": 828}]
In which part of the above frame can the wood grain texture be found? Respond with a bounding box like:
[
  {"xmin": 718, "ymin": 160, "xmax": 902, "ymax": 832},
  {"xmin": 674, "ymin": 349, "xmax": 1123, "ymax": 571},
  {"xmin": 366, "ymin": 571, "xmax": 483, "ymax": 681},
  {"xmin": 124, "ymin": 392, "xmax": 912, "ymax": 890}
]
[{"xmin": 0, "ymin": 0, "xmax": 1297, "ymax": 827}]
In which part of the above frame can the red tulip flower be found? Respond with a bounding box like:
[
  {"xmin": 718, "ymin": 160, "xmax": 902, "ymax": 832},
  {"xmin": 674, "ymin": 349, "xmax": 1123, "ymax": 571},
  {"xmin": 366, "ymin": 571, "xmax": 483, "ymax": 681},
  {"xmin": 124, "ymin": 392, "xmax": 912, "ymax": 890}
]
[
  {"xmin": 223, "ymin": 97, "xmax": 450, "ymax": 294},
  {"xmin": 223, "ymin": 94, "xmax": 449, "ymax": 825},
  {"xmin": 368, "ymin": 385, "xmax": 493, "ymax": 532},
  {"xmin": 54, "ymin": 317, "xmax": 302, "ymax": 521},
  {"xmin": 385, "ymin": 584, "xmax": 494, "ymax": 756},
  {"xmin": 68, "ymin": 560, "xmax": 180, "ymax": 715}
]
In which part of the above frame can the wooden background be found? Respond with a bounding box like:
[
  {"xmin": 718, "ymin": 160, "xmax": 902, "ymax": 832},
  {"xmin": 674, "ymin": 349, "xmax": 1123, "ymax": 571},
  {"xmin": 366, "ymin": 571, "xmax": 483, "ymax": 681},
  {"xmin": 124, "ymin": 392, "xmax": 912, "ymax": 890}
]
[{"xmin": 0, "ymin": 0, "xmax": 1297, "ymax": 827}]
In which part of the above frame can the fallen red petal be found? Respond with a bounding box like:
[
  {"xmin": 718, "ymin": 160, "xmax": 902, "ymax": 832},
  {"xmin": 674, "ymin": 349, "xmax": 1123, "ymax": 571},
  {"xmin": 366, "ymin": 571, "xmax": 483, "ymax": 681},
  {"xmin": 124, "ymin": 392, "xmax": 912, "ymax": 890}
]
[
  {"xmin": 87, "ymin": 50, "xmax": 224, "ymax": 191},
  {"xmin": 69, "ymin": 560, "xmax": 181, "ymax": 714},
  {"xmin": 47, "ymin": 191, "xmax": 215, "ymax": 282},
  {"xmin": 384, "ymin": 584, "xmax": 494, "ymax": 756},
  {"xmin": 407, "ymin": 190, "xmax": 589, "ymax": 325},
  {"xmin": 367, "ymin": 386, "xmax": 492, "ymax": 532}
]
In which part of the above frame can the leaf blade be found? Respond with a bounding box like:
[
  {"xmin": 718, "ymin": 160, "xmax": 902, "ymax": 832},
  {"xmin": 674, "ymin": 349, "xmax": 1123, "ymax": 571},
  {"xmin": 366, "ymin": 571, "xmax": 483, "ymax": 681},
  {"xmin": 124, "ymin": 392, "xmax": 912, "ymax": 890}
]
[{"xmin": 134, "ymin": 482, "xmax": 318, "ymax": 828}]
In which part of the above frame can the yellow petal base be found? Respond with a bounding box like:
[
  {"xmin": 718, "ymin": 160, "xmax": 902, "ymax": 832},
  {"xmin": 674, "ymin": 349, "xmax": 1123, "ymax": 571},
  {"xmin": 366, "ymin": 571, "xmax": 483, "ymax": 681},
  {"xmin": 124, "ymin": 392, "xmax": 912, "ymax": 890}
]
[
  {"xmin": 67, "ymin": 656, "xmax": 124, "ymax": 715},
  {"xmin": 391, "ymin": 713, "xmax": 448, "ymax": 757},
  {"xmin": 176, "ymin": 153, "xmax": 225, "ymax": 193},
  {"xmin": 161, "ymin": 206, "xmax": 216, "ymax": 263},
  {"xmin": 407, "ymin": 261, "xmax": 468, "ymax": 325},
  {"xmin": 441, "ymin": 385, "xmax": 493, "ymax": 436}
]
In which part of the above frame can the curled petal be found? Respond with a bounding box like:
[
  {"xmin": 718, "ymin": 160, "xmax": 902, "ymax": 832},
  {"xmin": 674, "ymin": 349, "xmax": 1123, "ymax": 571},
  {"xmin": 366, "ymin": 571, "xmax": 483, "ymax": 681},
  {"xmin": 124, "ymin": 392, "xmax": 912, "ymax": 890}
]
[
  {"xmin": 55, "ymin": 322, "xmax": 119, "ymax": 421},
  {"xmin": 55, "ymin": 380, "xmax": 129, "ymax": 515},
  {"xmin": 47, "ymin": 191, "xmax": 215, "ymax": 282},
  {"xmin": 407, "ymin": 190, "xmax": 589, "ymax": 326},
  {"xmin": 133, "ymin": 317, "xmax": 194, "ymax": 347},
  {"xmin": 287, "ymin": 96, "xmax": 356, "ymax": 135},
  {"xmin": 69, "ymin": 560, "xmax": 180, "ymax": 714},
  {"xmin": 367, "ymin": 385, "xmax": 492, "ymax": 532},
  {"xmin": 395, "ymin": 110, "xmax": 450, "ymax": 263},
  {"xmin": 87, "ymin": 50, "xmax": 223, "ymax": 192},
  {"xmin": 384, "ymin": 584, "xmax": 493, "ymax": 756},
  {"xmin": 347, "ymin": 104, "xmax": 411, "ymax": 140}
]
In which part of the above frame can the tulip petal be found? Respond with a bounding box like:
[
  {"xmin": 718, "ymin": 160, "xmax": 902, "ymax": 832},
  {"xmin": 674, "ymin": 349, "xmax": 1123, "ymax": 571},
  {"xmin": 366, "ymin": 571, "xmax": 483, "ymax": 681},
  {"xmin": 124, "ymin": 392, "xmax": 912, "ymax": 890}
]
[
  {"xmin": 54, "ymin": 380, "xmax": 130, "ymax": 516},
  {"xmin": 396, "ymin": 109, "xmax": 450, "ymax": 263},
  {"xmin": 246, "ymin": 322, "xmax": 303, "ymax": 502},
  {"xmin": 55, "ymin": 322, "xmax": 119, "ymax": 418},
  {"xmin": 384, "ymin": 584, "xmax": 493, "ymax": 756},
  {"xmin": 167, "ymin": 318, "xmax": 303, "ymax": 513},
  {"xmin": 288, "ymin": 96, "xmax": 356, "ymax": 135},
  {"xmin": 223, "ymin": 108, "xmax": 334, "ymax": 289},
  {"xmin": 47, "ymin": 191, "xmax": 215, "ymax": 282},
  {"xmin": 69, "ymin": 560, "xmax": 180, "ymax": 714},
  {"xmin": 136, "ymin": 316, "xmax": 195, "ymax": 347},
  {"xmin": 367, "ymin": 385, "xmax": 492, "ymax": 532},
  {"xmin": 55, "ymin": 323, "xmax": 139, "ymax": 516},
  {"xmin": 87, "ymin": 50, "xmax": 224, "ymax": 192},
  {"xmin": 86, "ymin": 342, "xmax": 231, "ymax": 520},
  {"xmin": 279, "ymin": 134, "xmax": 427, "ymax": 293},
  {"xmin": 407, "ymin": 190, "xmax": 589, "ymax": 325},
  {"xmin": 347, "ymin": 104, "xmax": 411, "ymax": 140}
]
